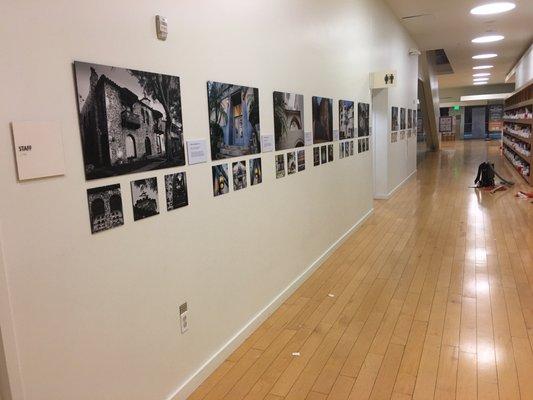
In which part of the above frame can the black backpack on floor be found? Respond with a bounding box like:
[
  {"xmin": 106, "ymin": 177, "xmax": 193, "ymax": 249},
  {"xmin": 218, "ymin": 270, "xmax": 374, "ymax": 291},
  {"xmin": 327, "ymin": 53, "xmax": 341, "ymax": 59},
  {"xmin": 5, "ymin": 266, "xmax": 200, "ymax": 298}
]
[{"xmin": 475, "ymin": 162, "xmax": 495, "ymax": 187}]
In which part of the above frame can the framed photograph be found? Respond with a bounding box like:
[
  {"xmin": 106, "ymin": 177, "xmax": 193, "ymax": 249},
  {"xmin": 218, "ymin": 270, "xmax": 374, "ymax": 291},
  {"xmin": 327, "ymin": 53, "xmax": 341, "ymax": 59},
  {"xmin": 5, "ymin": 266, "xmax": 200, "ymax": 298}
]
[
  {"xmin": 339, "ymin": 100, "xmax": 355, "ymax": 139},
  {"xmin": 131, "ymin": 177, "xmax": 159, "ymax": 221},
  {"xmin": 165, "ymin": 172, "xmax": 188, "ymax": 211},
  {"xmin": 321, "ymin": 145, "xmax": 327, "ymax": 164},
  {"xmin": 249, "ymin": 158, "xmax": 262, "ymax": 186},
  {"xmin": 297, "ymin": 149, "xmax": 305, "ymax": 171},
  {"xmin": 391, "ymin": 107, "xmax": 399, "ymax": 132},
  {"xmin": 327, "ymin": 144, "xmax": 334, "ymax": 162},
  {"xmin": 287, "ymin": 152, "xmax": 297, "ymax": 175},
  {"xmin": 212, "ymin": 164, "xmax": 229, "ymax": 196},
  {"xmin": 312, "ymin": 97, "xmax": 333, "ymax": 143},
  {"xmin": 273, "ymin": 92, "xmax": 305, "ymax": 151},
  {"xmin": 232, "ymin": 160, "xmax": 247, "ymax": 190},
  {"xmin": 74, "ymin": 61, "xmax": 185, "ymax": 180},
  {"xmin": 207, "ymin": 81, "xmax": 260, "ymax": 160},
  {"xmin": 313, "ymin": 147, "xmax": 320, "ymax": 166},
  {"xmin": 275, "ymin": 154, "xmax": 285, "ymax": 178},
  {"xmin": 400, "ymin": 108, "xmax": 406, "ymax": 130},
  {"xmin": 358, "ymin": 102, "xmax": 370, "ymax": 137},
  {"xmin": 86, "ymin": 184, "xmax": 124, "ymax": 234}
]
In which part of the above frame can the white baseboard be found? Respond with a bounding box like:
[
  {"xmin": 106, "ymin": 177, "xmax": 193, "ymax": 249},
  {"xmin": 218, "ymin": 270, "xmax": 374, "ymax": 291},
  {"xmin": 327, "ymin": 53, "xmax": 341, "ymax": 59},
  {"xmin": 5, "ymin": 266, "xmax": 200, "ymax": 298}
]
[
  {"xmin": 166, "ymin": 207, "xmax": 374, "ymax": 400},
  {"xmin": 374, "ymin": 169, "xmax": 416, "ymax": 200}
]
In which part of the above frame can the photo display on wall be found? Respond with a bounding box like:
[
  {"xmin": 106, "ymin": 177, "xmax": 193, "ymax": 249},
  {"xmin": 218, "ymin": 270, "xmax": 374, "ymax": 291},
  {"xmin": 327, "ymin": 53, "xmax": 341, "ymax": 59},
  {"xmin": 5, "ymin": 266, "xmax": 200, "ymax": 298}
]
[
  {"xmin": 297, "ymin": 149, "xmax": 305, "ymax": 171},
  {"xmin": 358, "ymin": 102, "xmax": 370, "ymax": 137},
  {"xmin": 207, "ymin": 81, "xmax": 261, "ymax": 160},
  {"xmin": 339, "ymin": 100, "xmax": 355, "ymax": 139},
  {"xmin": 391, "ymin": 131, "xmax": 398, "ymax": 143},
  {"xmin": 400, "ymin": 108, "xmax": 406, "ymax": 130},
  {"xmin": 212, "ymin": 164, "xmax": 229, "ymax": 196},
  {"xmin": 327, "ymin": 144, "xmax": 334, "ymax": 162},
  {"xmin": 312, "ymin": 97, "xmax": 333, "ymax": 143},
  {"xmin": 87, "ymin": 184, "xmax": 124, "ymax": 234},
  {"xmin": 232, "ymin": 160, "xmax": 247, "ymax": 190},
  {"xmin": 275, "ymin": 154, "xmax": 285, "ymax": 178},
  {"xmin": 165, "ymin": 172, "xmax": 188, "ymax": 211},
  {"xmin": 74, "ymin": 62, "xmax": 186, "ymax": 180},
  {"xmin": 131, "ymin": 177, "xmax": 159, "ymax": 221},
  {"xmin": 320, "ymin": 146, "xmax": 327, "ymax": 164},
  {"xmin": 313, "ymin": 147, "xmax": 320, "ymax": 166},
  {"xmin": 407, "ymin": 109, "xmax": 413, "ymax": 129},
  {"xmin": 273, "ymin": 92, "xmax": 305, "ymax": 151},
  {"xmin": 391, "ymin": 107, "xmax": 399, "ymax": 132},
  {"xmin": 287, "ymin": 152, "xmax": 297, "ymax": 175},
  {"xmin": 249, "ymin": 158, "xmax": 262, "ymax": 186}
]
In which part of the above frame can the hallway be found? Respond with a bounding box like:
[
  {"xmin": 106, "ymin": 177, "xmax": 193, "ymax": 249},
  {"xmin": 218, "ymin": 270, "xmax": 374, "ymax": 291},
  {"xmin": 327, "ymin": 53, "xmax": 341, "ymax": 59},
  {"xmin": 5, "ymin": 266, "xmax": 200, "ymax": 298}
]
[{"xmin": 189, "ymin": 140, "xmax": 533, "ymax": 400}]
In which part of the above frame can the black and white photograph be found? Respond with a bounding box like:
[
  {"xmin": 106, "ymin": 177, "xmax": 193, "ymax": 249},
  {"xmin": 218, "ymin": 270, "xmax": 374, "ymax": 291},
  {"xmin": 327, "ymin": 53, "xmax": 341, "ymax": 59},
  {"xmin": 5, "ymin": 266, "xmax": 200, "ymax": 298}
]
[
  {"xmin": 391, "ymin": 106, "xmax": 399, "ymax": 132},
  {"xmin": 400, "ymin": 108, "xmax": 406, "ymax": 130},
  {"xmin": 232, "ymin": 160, "xmax": 247, "ymax": 190},
  {"xmin": 327, "ymin": 144, "xmax": 334, "ymax": 162},
  {"xmin": 313, "ymin": 147, "xmax": 320, "ymax": 166},
  {"xmin": 86, "ymin": 184, "xmax": 124, "ymax": 234},
  {"xmin": 339, "ymin": 100, "xmax": 355, "ymax": 139},
  {"xmin": 321, "ymin": 145, "xmax": 327, "ymax": 164},
  {"xmin": 358, "ymin": 139, "xmax": 363, "ymax": 153},
  {"xmin": 212, "ymin": 164, "xmax": 230, "ymax": 197},
  {"xmin": 275, "ymin": 154, "xmax": 285, "ymax": 178},
  {"xmin": 339, "ymin": 142, "xmax": 345, "ymax": 159},
  {"xmin": 287, "ymin": 152, "xmax": 297, "ymax": 175},
  {"xmin": 400, "ymin": 130, "xmax": 406, "ymax": 140},
  {"xmin": 297, "ymin": 149, "xmax": 305, "ymax": 172},
  {"xmin": 391, "ymin": 131, "xmax": 398, "ymax": 143},
  {"xmin": 130, "ymin": 177, "xmax": 159, "ymax": 221},
  {"xmin": 312, "ymin": 96, "xmax": 333, "ymax": 143},
  {"xmin": 165, "ymin": 172, "xmax": 188, "ymax": 211},
  {"xmin": 207, "ymin": 81, "xmax": 261, "ymax": 160},
  {"xmin": 407, "ymin": 109, "xmax": 413, "ymax": 129},
  {"xmin": 74, "ymin": 62, "xmax": 185, "ymax": 180},
  {"xmin": 358, "ymin": 102, "xmax": 370, "ymax": 137},
  {"xmin": 366, "ymin": 138, "xmax": 370, "ymax": 151},
  {"xmin": 249, "ymin": 158, "xmax": 262, "ymax": 186},
  {"xmin": 273, "ymin": 92, "xmax": 305, "ymax": 151},
  {"xmin": 345, "ymin": 141, "xmax": 350, "ymax": 157},
  {"xmin": 350, "ymin": 141, "xmax": 354, "ymax": 156}
]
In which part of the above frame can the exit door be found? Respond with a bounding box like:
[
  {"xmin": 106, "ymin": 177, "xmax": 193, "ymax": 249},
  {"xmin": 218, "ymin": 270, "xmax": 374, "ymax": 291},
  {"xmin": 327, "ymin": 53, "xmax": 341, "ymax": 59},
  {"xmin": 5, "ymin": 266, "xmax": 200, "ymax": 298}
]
[{"xmin": 471, "ymin": 107, "xmax": 486, "ymax": 139}]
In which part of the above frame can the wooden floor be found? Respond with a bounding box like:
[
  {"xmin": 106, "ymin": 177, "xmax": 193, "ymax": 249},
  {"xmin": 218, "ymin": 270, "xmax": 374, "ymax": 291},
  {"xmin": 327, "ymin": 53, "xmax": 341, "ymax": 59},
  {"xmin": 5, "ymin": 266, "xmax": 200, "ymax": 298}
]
[{"xmin": 189, "ymin": 140, "xmax": 533, "ymax": 400}]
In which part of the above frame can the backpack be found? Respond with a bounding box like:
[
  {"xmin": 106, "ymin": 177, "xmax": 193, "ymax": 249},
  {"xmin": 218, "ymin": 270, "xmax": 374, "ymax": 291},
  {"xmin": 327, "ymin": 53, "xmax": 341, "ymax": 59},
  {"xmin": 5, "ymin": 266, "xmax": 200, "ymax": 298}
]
[{"xmin": 475, "ymin": 162, "xmax": 495, "ymax": 187}]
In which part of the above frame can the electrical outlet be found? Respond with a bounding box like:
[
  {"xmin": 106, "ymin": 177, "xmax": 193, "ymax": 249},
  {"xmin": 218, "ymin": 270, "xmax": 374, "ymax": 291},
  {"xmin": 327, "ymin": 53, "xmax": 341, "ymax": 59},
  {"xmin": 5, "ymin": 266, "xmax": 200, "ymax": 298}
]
[{"xmin": 179, "ymin": 302, "xmax": 189, "ymax": 334}]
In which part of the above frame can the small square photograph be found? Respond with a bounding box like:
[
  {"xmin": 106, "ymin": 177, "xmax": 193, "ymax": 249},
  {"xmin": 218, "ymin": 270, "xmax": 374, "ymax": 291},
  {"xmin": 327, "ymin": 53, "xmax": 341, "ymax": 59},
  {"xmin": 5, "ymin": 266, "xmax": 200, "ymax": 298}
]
[
  {"xmin": 313, "ymin": 147, "xmax": 320, "ymax": 166},
  {"xmin": 358, "ymin": 102, "xmax": 370, "ymax": 137},
  {"xmin": 275, "ymin": 154, "xmax": 286, "ymax": 178},
  {"xmin": 287, "ymin": 152, "xmax": 297, "ymax": 175},
  {"xmin": 312, "ymin": 96, "xmax": 333, "ymax": 143},
  {"xmin": 349, "ymin": 141, "xmax": 354, "ymax": 156},
  {"xmin": 400, "ymin": 108, "xmax": 406, "ymax": 130},
  {"xmin": 400, "ymin": 130, "xmax": 406, "ymax": 140},
  {"xmin": 339, "ymin": 100, "xmax": 355, "ymax": 139},
  {"xmin": 232, "ymin": 160, "xmax": 247, "ymax": 190},
  {"xmin": 327, "ymin": 144, "xmax": 334, "ymax": 162},
  {"xmin": 249, "ymin": 157, "xmax": 262, "ymax": 186},
  {"xmin": 165, "ymin": 172, "xmax": 188, "ymax": 211},
  {"xmin": 321, "ymin": 146, "xmax": 327, "ymax": 164},
  {"xmin": 131, "ymin": 177, "xmax": 159, "ymax": 221},
  {"xmin": 297, "ymin": 149, "xmax": 305, "ymax": 172},
  {"xmin": 391, "ymin": 131, "xmax": 398, "ymax": 143},
  {"xmin": 391, "ymin": 107, "xmax": 399, "ymax": 132},
  {"xmin": 339, "ymin": 142, "xmax": 345, "ymax": 159},
  {"xmin": 87, "ymin": 184, "xmax": 124, "ymax": 234},
  {"xmin": 212, "ymin": 164, "xmax": 230, "ymax": 196},
  {"xmin": 358, "ymin": 139, "xmax": 363, "ymax": 153}
]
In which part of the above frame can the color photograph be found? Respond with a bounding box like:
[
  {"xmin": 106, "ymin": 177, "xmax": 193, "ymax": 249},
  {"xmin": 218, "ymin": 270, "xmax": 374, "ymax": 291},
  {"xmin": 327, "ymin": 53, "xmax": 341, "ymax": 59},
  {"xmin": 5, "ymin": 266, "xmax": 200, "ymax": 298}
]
[
  {"xmin": 130, "ymin": 177, "xmax": 159, "ymax": 221},
  {"xmin": 297, "ymin": 149, "xmax": 305, "ymax": 171},
  {"xmin": 339, "ymin": 100, "xmax": 355, "ymax": 139},
  {"xmin": 273, "ymin": 92, "xmax": 305, "ymax": 151},
  {"xmin": 212, "ymin": 164, "xmax": 229, "ymax": 196},
  {"xmin": 249, "ymin": 158, "xmax": 262, "ymax": 186},
  {"xmin": 358, "ymin": 102, "xmax": 370, "ymax": 137},
  {"xmin": 232, "ymin": 160, "xmax": 247, "ymax": 190},
  {"xmin": 207, "ymin": 81, "xmax": 261, "ymax": 160},
  {"xmin": 74, "ymin": 61, "xmax": 185, "ymax": 180},
  {"xmin": 313, "ymin": 147, "xmax": 320, "ymax": 166},
  {"xmin": 400, "ymin": 108, "xmax": 406, "ymax": 130},
  {"xmin": 391, "ymin": 106, "xmax": 399, "ymax": 131},
  {"xmin": 312, "ymin": 96, "xmax": 333, "ymax": 143},
  {"xmin": 86, "ymin": 184, "xmax": 124, "ymax": 234},
  {"xmin": 275, "ymin": 154, "xmax": 285, "ymax": 178},
  {"xmin": 165, "ymin": 172, "xmax": 188, "ymax": 211},
  {"xmin": 287, "ymin": 152, "xmax": 297, "ymax": 175}
]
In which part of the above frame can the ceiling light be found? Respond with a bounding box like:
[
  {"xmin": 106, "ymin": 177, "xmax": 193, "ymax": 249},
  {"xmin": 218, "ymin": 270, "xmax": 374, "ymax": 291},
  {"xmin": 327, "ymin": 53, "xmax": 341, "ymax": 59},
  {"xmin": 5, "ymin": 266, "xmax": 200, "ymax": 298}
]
[
  {"xmin": 474, "ymin": 77, "xmax": 489, "ymax": 80},
  {"xmin": 473, "ymin": 65, "xmax": 493, "ymax": 70},
  {"xmin": 472, "ymin": 34, "xmax": 504, "ymax": 43},
  {"xmin": 473, "ymin": 81, "xmax": 488, "ymax": 85},
  {"xmin": 473, "ymin": 72, "xmax": 491, "ymax": 77},
  {"xmin": 470, "ymin": 2, "xmax": 516, "ymax": 15},
  {"xmin": 472, "ymin": 53, "xmax": 497, "ymax": 59}
]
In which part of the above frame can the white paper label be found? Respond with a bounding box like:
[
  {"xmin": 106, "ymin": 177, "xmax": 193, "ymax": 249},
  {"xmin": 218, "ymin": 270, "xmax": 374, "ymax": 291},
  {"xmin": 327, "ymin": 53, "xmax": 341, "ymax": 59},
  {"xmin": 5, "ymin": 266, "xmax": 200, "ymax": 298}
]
[
  {"xmin": 186, "ymin": 139, "xmax": 208, "ymax": 165},
  {"xmin": 304, "ymin": 131, "xmax": 313, "ymax": 146},
  {"xmin": 333, "ymin": 130, "xmax": 339, "ymax": 141},
  {"xmin": 261, "ymin": 135, "xmax": 274, "ymax": 153}
]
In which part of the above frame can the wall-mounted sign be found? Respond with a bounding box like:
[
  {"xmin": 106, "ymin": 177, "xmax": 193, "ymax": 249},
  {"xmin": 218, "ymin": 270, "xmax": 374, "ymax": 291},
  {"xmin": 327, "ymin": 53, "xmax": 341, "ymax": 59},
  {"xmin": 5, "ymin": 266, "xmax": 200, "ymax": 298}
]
[
  {"xmin": 304, "ymin": 131, "xmax": 313, "ymax": 146},
  {"xmin": 186, "ymin": 139, "xmax": 208, "ymax": 165},
  {"xmin": 261, "ymin": 135, "xmax": 274, "ymax": 153},
  {"xmin": 11, "ymin": 121, "xmax": 65, "ymax": 181},
  {"xmin": 488, "ymin": 104, "xmax": 504, "ymax": 132},
  {"xmin": 439, "ymin": 116, "xmax": 453, "ymax": 133},
  {"xmin": 371, "ymin": 70, "xmax": 397, "ymax": 89}
]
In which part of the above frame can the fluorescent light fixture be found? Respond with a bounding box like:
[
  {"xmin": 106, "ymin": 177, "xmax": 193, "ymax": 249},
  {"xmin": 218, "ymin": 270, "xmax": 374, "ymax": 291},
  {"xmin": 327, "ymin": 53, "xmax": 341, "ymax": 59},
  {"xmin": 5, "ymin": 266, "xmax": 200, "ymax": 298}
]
[
  {"xmin": 474, "ymin": 78, "xmax": 489, "ymax": 82},
  {"xmin": 473, "ymin": 65, "xmax": 493, "ymax": 70},
  {"xmin": 470, "ymin": 2, "xmax": 516, "ymax": 15},
  {"xmin": 473, "ymin": 72, "xmax": 491, "ymax": 77},
  {"xmin": 472, "ymin": 53, "xmax": 497, "ymax": 59},
  {"xmin": 460, "ymin": 93, "xmax": 511, "ymax": 101},
  {"xmin": 473, "ymin": 81, "xmax": 488, "ymax": 85},
  {"xmin": 472, "ymin": 34, "xmax": 504, "ymax": 43}
]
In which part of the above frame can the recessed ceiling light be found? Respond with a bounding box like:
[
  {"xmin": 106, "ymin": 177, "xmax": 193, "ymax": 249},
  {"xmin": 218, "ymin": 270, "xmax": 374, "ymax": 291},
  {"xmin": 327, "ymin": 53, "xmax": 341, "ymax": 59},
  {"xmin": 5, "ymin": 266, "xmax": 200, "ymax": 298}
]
[
  {"xmin": 472, "ymin": 53, "xmax": 498, "ymax": 59},
  {"xmin": 470, "ymin": 2, "xmax": 516, "ymax": 15},
  {"xmin": 474, "ymin": 78, "xmax": 490, "ymax": 82},
  {"xmin": 472, "ymin": 34, "xmax": 504, "ymax": 43},
  {"xmin": 473, "ymin": 81, "xmax": 489, "ymax": 85},
  {"xmin": 473, "ymin": 72, "xmax": 491, "ymax": 77},
  {"xmin": 473, "ymin": 65, "xmax": 494, "ymax": 70}
]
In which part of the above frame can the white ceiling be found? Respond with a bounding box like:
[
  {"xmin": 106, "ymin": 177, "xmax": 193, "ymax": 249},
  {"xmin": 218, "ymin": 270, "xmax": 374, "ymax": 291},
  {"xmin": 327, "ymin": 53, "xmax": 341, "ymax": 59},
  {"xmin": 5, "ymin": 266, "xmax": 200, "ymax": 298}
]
[{"xmin": 384, "ymin": 0, "xmax": 533, "ymax": 89}]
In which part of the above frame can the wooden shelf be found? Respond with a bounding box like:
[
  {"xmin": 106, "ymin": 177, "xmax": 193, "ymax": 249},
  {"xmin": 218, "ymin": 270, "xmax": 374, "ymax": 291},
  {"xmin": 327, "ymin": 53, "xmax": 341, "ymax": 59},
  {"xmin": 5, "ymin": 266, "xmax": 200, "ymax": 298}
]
[
  {"xmin": 504, "ymin": 99, "xmax": 533, "ymax": 112},
  {"xmin": 503, "ymin": 153, "xmax": 531, "ymax": 184},
  {"xmin": 503, "ymin": 131, "xmax": 532, "ymax": 144},
  {"xmin": 503, "ymin": 142, "xmax": 531, "ymax": 164},
  {"xmin": 503, "ymin": 118, "xmax": 533, "ymax": 124}
]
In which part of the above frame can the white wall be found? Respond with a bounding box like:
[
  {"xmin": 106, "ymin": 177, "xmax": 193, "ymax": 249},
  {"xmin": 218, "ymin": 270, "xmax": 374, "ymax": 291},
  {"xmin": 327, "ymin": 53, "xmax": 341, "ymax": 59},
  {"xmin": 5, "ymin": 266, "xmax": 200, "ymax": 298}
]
[{"xmin": 0, "ymin": 1, "xmax": 418, "ymax": 399}]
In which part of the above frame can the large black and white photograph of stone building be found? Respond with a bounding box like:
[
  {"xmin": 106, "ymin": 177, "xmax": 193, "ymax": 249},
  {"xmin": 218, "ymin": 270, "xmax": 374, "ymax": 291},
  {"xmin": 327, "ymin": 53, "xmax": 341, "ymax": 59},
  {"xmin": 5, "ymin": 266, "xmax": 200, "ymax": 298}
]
[
  {"xmin": 130, "ymin": 177, "xmax": 159, "ymax": 221},
  {"xmin": 358, "ymin": 102, "xmax": 370, "ymax": 137},
  {"xmin": 232, "ymin": 160, "xmax": 247, "ymax": 191},
  {"xmin": 312, "ymin": 97, "xmax": 333, "ymax": 144},
  {"xmin": 165, "ymin": 172, "xmax": 188, "ymax": 211},
  {"xmin": 74, "ymin": 62, "xmax": 185, "ymax": 180},
  {"xmin": 273, "ymin": 92, "xmax": 305, "ymax": 151},
  {"xmin": 86, "ymin": 184, "xmax": 124, "ymax": 234},
  {"xmin": 207, "ymin": 81, "xmax": 261, "ymax": 160},
  {"xmin": 339, "ymin": 100, "xmax": 355, "ymax": 139},
  {"xmin": 391, "ymin": 106, "xmax": 399, "ymax": 132},
  {"xmin": 212, "ymin": 164, "xmax": 229, "ymax": 197}
]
